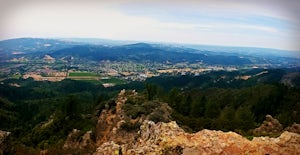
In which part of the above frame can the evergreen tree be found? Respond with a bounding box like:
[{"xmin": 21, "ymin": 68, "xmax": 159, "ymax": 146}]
[
  {"xmin": 217, "ymin": 106, "xmax": 236, "ymax": 131},
  {"xmin": 63, "ymin": 95, "xmax": 80, "ymax": 119},
  {"xmin": 235, "ymin": 106, "xmax": 255, "ymax": 130},
  {"xmin": 190, "ymin": 96, "xmax": 206, "ymax": 118},
  {"xmin": 204, "ymin": 101, "xmax": 220, "ymax": 119},
  {"xmin": 145, "ymin": 83, "xmax": 158, "ymax": 100},
  {"xmin": 181, "ymin": 94, "xmax": 192, "ymax": 116},
  {"xmin": 168, "ymin": 88, "xmax": 182, "ymax": 111}
]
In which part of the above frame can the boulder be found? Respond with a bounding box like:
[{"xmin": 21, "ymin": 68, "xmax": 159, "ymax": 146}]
[
  {"xmin": 63, "ymin": 129, "xmax": 95, "ymax": 150},
  {"xmin": 253, "ymin": 114, "xmax": 283, "ymax": 136},
  {"xmin": 285, "ymin": 123, "xmax": 300, "ymax": 134},
  {"xmin": 0, "ymin": 130, "xmax": 10, "ymax": 155}
]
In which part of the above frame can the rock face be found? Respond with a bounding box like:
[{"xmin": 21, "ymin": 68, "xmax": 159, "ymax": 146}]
[
  {"xmin": 93, "ymin": 90, "xmax": 300, "ymax": 155},
  {"xmin": 63, "ymin": 129, "xmax": 94, "ymax": 150},
  {"xmin": 285, "ymin": 123, "xmax": 300, "ymax": 134},
  {"xmin": 253, "ymin": 114, "xmax": 283, "ymax": 136},
  {"xmin": 95, "ymin": 89, "xmax": 139, "ymax": 146},
  {"xmin": 253, "ymin": 114, "xmax": 300, "ymax": 136},
  {"xmin": 0, "ymin": 130, "xmax": 10, "ymax": 155},
  {"xmin": 94, "ymin": 120, "xmax": 300, "ymax": 155}
]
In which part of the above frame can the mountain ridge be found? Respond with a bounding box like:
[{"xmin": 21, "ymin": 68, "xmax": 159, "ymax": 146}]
[{"xmin": 1, "ymin": 38, "xmax": 299, "ymax": 67}]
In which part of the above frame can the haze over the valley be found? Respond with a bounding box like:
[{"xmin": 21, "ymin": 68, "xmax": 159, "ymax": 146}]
[{"xmin": 0, "ymin": 0, "xmax": 300, "ymax": 52}]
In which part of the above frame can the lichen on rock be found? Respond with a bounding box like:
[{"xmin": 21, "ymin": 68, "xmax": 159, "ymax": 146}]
[
  {"xmin": 253, "ymin": 114, "xmax": 283, "ymax": 137},
  {"xmin": 93, "ymin": 90, "xmax": 300, "ymax": 155},
  {"xmin": 94, "ymin": 120, "xmax": 300, "ymax": 155}
]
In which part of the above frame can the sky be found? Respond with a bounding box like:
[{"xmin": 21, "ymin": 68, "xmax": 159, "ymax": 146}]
[{"xmin": 0, "ymin": 0, "xmax": 300, "ymax": 51}]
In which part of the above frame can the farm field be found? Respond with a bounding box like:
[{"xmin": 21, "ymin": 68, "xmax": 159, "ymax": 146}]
[
  {"xmin": 68, "ymin": 72, "xmax": 125, "ymax": 85},
  {"xmin": 101, "ymin": 77, "xmax": 126, "ymax": 85},
  {"xmin": 68, "ymin": 72, "xmax": 99, "ymax": 77}
]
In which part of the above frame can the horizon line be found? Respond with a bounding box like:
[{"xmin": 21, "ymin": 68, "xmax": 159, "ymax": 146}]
[{"xmin": 1, "ymin": 36, "xmax": 300, "ymax": 53}]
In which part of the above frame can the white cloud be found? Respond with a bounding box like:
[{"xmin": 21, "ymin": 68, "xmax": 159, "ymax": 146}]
[
  {"xmin": 158, "ymin": 22, "xmax": 213, "ymax": 31},
  {"xmin": 226, "ymin": 24, "xmax": 279, "ymax": 33},
  {"xmin": 0, "ymin": 0, "xmax": 299, "ymax": 51}
]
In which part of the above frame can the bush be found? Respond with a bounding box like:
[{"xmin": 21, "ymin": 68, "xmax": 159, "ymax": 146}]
[{"xmin": 120, "ymin": 121, "xmax": 141, "ymax": 131}]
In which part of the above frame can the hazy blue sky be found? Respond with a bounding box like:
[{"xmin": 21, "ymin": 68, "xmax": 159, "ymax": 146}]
[{"xmin": 1, "ymin": 0, "xmax": 300, "ymax": 51}]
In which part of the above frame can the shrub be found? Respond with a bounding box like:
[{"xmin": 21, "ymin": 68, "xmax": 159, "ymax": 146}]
[{"xmin": 120, "ymin": 121, "xmax": 141, "ymax": 131}]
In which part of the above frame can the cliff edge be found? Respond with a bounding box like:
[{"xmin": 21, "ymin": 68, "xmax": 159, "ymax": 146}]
[{"xmin": 92, "ymin": 90, "xmax": 300, "ymax": 155}]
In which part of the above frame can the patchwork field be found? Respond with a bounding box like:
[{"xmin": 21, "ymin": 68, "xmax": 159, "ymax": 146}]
[
  {"xmin": 68, "ymin": 72, "xmax": 125, "ymax": 86},
  {"xmin": 68, "ymin": 72, "xmax": 98, "ymax": 77}
]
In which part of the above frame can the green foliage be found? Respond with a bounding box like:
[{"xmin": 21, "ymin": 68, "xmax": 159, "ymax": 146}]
[
  {"xmin": 123, "ymin": 94, "xmax": 170, "ymax": 123},
  {"xmin": 123, "ymin": 100, "xmax": 160, "ymax": 119},
  {"xmin": 190, "ymin": 96, "xmax": 206, "ymax": 118},
  {"xmin": 216, "ymin": 106, "xmax": 236, "ymax": 131},
  {"xmin": 181, "ymin": 95, "xmax": 192, "ymax": 116},
  {"xmin": 235, "ymin": 106, "xmax": 255, "ymax": 130},
  {"xmin": 62, "ymin": 95, "xmax": 80, "ymax": 119},
  {"xmin": 123, "ymin": 104, "xmax": 148, "ymax": 119},
  {"xmin": 148, "ymin": 107, "xmax": 168, "ymax": 123},
  {"xmin": 69, "ymin": 72, "xmax": 98, "ymax": 76},
  {"xmin": 167, "ymin": 88, "xmax": 182, "ymax": 111},
  {"xmin": 276, "ymin": 112, "xmax": 293, "ymax": 127},
  {"xmin": 0, "ymin": 79, "xmax": 102, "ymax": 150},
  {"xmin": 1, "ymin": 68, "xmax": 299, "ymax": 152},
  {"xmin": 0, "ymin": 97, "xmax": 17, "ymax": 129},
  {"xmin": 163, "ymin": 83, "xmax": 299, "ymax": 132},
  {"xmin": 145, "ymin": 83, "xmax": 158, "ymax": 100},
  {"xmin": 20, "ymin": 112, "xmax": 95, "ymax": 148},
  {"xmin": 204, "ymin": 101, "xmax": 221, "ymax": 119},
  {"xmin": 101, "ymin": 77, "xmax": 125, "ymax": 85}
]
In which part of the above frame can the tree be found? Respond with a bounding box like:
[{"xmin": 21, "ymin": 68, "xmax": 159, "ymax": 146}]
[
  {"xmin": 235, "ymin": 106, "xmax": 255, "ymax": 130},
  {"xmin": 180, "ymin": 94, "xmax": 192, "ymax": 116},
  {"xmin": 145, "ymin": 83, "xmax": 158, "ymax": 100},
  {"xmin": 63, "ymin": 95, "xmax": 80, "ymax": 119},
  {"xmin": 168, "ymin": 88, "xmax": 182, "ymax": 112},
  {"xmin": 204, "ymin": 101, "xmax": 220, "ymax": 119},
  {"xmin": 217, "ymin": 106, "xmax": 236, "ymax": 131},
  {"xmin": 190, "ymin": 96, "xmax": 206, "ymax": 118}
]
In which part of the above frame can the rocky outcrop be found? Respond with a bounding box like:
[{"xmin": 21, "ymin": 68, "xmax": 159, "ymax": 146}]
[
  {"xmin": 95, "ymin": 89, "xmax": 139, "ymax": 146},
  {"xmin": 94, "ymin": 120, "xmax": 300, "ymax": 155},
  {"xmin": 253, "ymin": 114, "xmax": 283, "ymax": 136},
  {"xmin": 93, "ymin": 90, "xmax": 300, "ymax": 155},
  {"xmin": 63, "ymin": 129, "xmax": 94, "ymax": 149},
  {"xmin": 253, "ymin": 114, "xmax": 300, "ymax": 136},
  {"xmin": 285, "ymin": 123, "xmax": 300, "ymax": 134},
  {"xmin": 0, "ymin": 130, "xmax": 10, "ymax": 155}
]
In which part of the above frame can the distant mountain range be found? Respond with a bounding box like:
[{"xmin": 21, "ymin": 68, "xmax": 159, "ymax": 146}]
[{"xmin": 0, "ymin": 38, "xmax": 299, "ymax": 67}]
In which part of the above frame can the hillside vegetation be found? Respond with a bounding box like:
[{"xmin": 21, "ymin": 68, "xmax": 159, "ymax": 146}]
[{"xmin": 0, "ymin": 69, "xmax": 299, "ymax": 154}]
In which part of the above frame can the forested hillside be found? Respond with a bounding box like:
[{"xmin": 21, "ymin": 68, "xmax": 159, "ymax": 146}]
[{"xmin": 0, "ymin": 69, "xmax": 299, "ymax": 154}]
